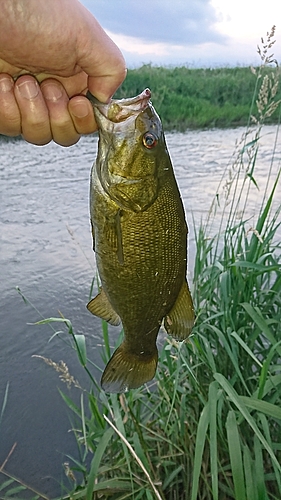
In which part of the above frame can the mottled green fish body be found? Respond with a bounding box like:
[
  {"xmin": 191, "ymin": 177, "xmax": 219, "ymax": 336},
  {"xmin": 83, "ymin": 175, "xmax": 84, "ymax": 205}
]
[{"xmin": 87, "ymin": 89, "xmax": 194, "ymax": 393}]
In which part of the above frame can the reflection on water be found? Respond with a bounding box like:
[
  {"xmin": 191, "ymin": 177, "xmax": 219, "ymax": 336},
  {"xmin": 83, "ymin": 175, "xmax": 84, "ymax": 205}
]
[{"xmin": 0, "ymin": 126, "xmax": 280, "ymax": 495}]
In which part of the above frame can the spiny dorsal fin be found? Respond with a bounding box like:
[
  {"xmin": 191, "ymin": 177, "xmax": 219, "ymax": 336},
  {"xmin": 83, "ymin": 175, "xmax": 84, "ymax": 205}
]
[
  {"xmin": 101, "ymin": 342, "xmax": 158, "ymax": 393},
  {"xmin": 164, "ymin": 280, "xmax": 195, "ymax": 341},
  {"xmin": 87, "ymin": 288, "xmax": 121, "ymax": 326}
]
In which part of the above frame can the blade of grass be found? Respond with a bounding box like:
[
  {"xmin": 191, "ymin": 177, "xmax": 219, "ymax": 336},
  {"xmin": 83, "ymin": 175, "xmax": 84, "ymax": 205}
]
[
  {"xmin": 0, "ymin": 468, "xmax": 48, "ymax": 500},
  {"xmin": 254, "ymin": 435, "xmax": 268, "ymax": 500},
  {"xmin": 162, "ymin": 465, "xmax": 184, "ymax": 491},
  {"xmin": 80, "ymin": 393, "xmax": 87, "ymax": 454},
  {"xmin": 239, "ymin": 396, "xmax": 281, "ymax": 420},
  {"xmin": 257, "ymin": 340, "xmax": 281, "ymax": 399},
  {"xmin": 230, "ymin": 331, "xmax": 263, "ymax": 367},
  {"xmin": 0, "ymin": 485, "xmax": 26, "ymax": 496},
  {"xmin": 70, "ymin": 479, "xmax": 133, "ymax": 498},
  {"xmin": 209, "ymin": 381, "xmax": 219, "ymax": 500},
  {"xmin": 86, "ymin": 427, "xmax": 114, "ymax": 500},
  {"xmin": 258, "ymin": 412, "xmax": 281, "ymax": 493},
  {"xmin": 0, "ymin": 383, "xmax": 9, "ymax": 429},
  {"xmin": 214, "ymin": 373, "xmax": 281, "ymax": 472},
  {"xmin": 103, "ymin": 414, "xmax": 163, "ymax": 500},
  {"xmin": 0, "ymin": 479, "xmax": 14, "ymax": 492},
  {"xmin": 191, "ymin": 404, "xmax": 209, "ymax": 500},
  {"xmin": 243, "ymin": 444, "xmax": 257, "ymax": 500},
  {"xmin": 241, "ymin": 303, "xmax": 281, "ymax": 357},
  {"xmin": 207, "ymin": 325, "xmax": 250, "ymax": 394},
  {"xmin": 74, "ymin": 334, "xmax": 87, "ymax": 367},
  {"xmin": 226, "ymin": 410, "xmax": 246, "ymax": 500},
  {"xmin": 253, "ymin": 374, "xmax": 281, "ymax": 400},
  {"xmin": 246, "ymin": 168, "xmax": 280, "ymax": 263}
]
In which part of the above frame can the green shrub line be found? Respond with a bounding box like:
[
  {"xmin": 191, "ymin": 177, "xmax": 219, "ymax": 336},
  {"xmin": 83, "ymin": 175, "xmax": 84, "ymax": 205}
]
[
  {"xmin": 1, "ymin": 28, "xmax": 281, "ymax": 500},
  {"xmin": 114, "ymin": 64, "xmax": 281, "ymax": 130}
]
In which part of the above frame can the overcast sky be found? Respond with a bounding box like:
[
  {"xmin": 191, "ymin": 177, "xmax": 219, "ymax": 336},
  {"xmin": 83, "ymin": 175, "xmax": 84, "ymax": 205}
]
[{"xmin": 81, "ymin": 0, "xmax": 281, "ymax": 68}]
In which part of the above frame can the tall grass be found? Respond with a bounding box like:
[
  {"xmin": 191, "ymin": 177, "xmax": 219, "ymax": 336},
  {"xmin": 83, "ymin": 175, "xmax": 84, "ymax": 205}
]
[
  {"xmin": 1, "ymin": 29, "xmax": 280, "ymax": 500},
  {"xmin": 63, "ymin": 27, "xmax": 280, "ymax": 500}
]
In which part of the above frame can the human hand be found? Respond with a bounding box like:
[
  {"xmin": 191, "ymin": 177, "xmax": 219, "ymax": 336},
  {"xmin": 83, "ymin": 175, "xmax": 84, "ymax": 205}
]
[{"xmin": 0, "ymin": 0, "xmax": 126, "ymax": 146}]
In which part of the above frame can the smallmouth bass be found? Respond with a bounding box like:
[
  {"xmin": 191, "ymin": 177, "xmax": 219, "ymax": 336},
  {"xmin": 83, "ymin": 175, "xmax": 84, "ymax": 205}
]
[{"xmin": 87, "ymin": 88, "xmax": 194, "ymax": 393}]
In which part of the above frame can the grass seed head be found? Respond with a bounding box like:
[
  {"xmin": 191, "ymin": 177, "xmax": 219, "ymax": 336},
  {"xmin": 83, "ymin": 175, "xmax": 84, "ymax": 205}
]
[{"xmin": 32, "ymin": 355, "xmax": 82, "ymax": 389}]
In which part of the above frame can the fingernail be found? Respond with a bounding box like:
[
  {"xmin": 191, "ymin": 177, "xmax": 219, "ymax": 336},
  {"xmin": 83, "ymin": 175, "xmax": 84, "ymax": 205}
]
[
  {"xmin": 71, "ymin": 100, "xmax": 90, "ymax": 118},
  {"xmin": 17, "ymin": 79, "xmax": 39, "ymax": 99},
  {"xmin": 42, "ymin": 83, "xmax": 63, "ymax": 102},
  {"xmin": 0, "ymin": 77, "xmax": 13, "ymax": 92}
]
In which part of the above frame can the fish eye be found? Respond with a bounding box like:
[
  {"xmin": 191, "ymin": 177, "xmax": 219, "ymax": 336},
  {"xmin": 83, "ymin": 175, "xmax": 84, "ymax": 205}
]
[{"xmin": 142, "ymin": 132, "xmax": 157, "ymax": 149}]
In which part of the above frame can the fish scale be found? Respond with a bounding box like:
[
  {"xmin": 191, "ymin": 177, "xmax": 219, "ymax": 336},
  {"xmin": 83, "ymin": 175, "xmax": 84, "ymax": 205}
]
[{"xmin": 94, "ymin": 182, "xmax": 185, "ymax": 330}]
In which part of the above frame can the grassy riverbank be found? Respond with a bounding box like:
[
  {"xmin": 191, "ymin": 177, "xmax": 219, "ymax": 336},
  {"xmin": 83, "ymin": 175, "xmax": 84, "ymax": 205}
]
[
  {"xmin": 1, "ymin": 65, "xmax": 280, "ymax": 140},
  {"xmin": 115, "ymin": 65, "xmax": 281, "ymax": 130}
]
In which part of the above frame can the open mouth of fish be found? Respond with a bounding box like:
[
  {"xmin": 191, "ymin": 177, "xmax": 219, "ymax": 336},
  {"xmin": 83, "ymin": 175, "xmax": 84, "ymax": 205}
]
[{"xmin": 87, "ymin": 88, "xmax": 152, "ymax": 123}]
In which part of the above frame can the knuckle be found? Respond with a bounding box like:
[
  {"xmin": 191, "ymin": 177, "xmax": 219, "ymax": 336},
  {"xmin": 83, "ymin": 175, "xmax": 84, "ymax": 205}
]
[
  {"xmin": 0, "ymin": 111, "xmax": 21, "ymax": 135},
  {"xmin": 21, "ymin": 119, "xmax": 52, "ymax": 145}
]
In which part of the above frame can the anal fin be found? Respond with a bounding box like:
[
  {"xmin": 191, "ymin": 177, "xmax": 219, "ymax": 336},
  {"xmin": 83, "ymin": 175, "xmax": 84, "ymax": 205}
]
[
  {"xmin": 164, "ymin": 280, "xmax": 195, "ymax": 341},
  {"xmin": 101, "ymin": 342, "xmax": 158, "ymax": 393},
  {"xmin": 87, "ymin": 288, "xmax": 121, "ymax": 326}
]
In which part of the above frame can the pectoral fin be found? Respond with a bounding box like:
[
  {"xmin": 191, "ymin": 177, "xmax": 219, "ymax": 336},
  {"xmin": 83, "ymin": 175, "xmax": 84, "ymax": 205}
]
[
  {"xmin": 164, "ymin": 281, "xmax": 195, "ymax": 341},
  {"xmin": 87, "ymin": 288, "xmax": 121, "ymax": 326},
  {"xmin": 102, "ymin": 210, "xmax": 124, "ymax": 265}
]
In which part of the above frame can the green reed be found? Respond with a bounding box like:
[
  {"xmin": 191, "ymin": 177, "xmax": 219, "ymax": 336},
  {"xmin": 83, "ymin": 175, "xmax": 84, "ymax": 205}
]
[{"xmin": 1, "ymin": 28, "xmax": 280, "ymax": 500}]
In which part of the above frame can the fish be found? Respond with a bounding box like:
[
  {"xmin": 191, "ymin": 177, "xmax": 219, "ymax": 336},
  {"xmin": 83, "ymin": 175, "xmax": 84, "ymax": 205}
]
[{"xmin": 87, "ymin": 88, "xmax": 194, "ymax": 393}]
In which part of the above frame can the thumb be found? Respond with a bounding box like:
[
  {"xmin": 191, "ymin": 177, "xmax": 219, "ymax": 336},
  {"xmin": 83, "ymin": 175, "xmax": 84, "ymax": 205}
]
[{"xmin": 77, "ymin": 9, "xmax": 126, "ymax": 102}]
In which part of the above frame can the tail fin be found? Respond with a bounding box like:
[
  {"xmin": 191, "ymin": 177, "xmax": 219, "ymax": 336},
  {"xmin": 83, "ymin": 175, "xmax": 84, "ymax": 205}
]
[{"xmin": 101, "ymin": 343, "xmax": 158, "ymax": 393}]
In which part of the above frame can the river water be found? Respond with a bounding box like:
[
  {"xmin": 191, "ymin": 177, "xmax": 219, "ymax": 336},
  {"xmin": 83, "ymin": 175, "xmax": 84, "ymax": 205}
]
[{"xmin": 0, "ymin": 125, "xmax": 280, "ymax": 496}]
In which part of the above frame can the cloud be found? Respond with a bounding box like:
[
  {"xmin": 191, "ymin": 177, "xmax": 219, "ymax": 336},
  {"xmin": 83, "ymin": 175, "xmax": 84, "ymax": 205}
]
[
  {"xmin": 80, "ymin": 0, "xmax": 280, "ymax": 68},
  {"xmin": 111, "ymin": 34, "xmax": 262, "ymax": 68},
  {"xmin": 82, "ymin": 0, "xmax": 227, "ymax": 45}
]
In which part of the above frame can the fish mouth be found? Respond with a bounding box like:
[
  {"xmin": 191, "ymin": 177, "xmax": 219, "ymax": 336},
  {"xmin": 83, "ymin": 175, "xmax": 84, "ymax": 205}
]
[{"xmin": 87, "ymin": 88, "xmax": 152, "ymax": 123}]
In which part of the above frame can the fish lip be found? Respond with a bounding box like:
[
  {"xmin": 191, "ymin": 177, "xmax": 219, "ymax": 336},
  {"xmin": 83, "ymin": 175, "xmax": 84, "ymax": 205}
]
[{"xmin": 87, "ymin": 88, "xmax": 152, "ymax": 123}]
